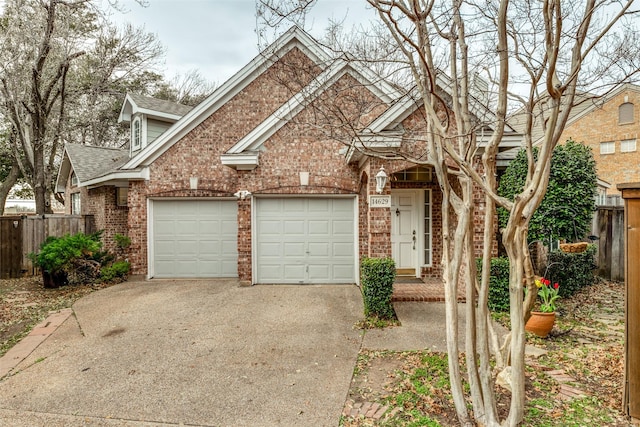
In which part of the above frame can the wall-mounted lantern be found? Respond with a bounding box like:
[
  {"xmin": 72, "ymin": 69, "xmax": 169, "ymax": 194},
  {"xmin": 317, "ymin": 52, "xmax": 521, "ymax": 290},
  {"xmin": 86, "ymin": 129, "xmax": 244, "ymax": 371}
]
[{"xmin": 375, "ymin": 166, "xmax": 388, "ymax": 194}]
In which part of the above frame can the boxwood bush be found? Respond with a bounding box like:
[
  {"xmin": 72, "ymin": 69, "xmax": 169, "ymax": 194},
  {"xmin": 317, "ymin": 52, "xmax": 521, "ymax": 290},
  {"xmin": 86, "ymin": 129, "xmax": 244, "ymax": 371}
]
[
  {"xmin": 361, "ymin": 257, "xmax": 396, "ymax": 319},
  {"xmin": 544, "ymin": 245, "xmax": 597, "ymax": 297},
  {"xmin": 477, "ymin": 257, "xmax": 511, "ymax": 312}
]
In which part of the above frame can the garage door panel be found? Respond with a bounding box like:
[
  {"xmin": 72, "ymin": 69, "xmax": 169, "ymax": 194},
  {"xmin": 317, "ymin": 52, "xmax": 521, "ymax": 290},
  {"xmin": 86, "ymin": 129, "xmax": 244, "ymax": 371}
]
[
  {"xmin": 332, "ymin": 265, "xmax": 355, "ymax": 282},
  {"xmin": 258, "ymin": 220, "xmax": 282, "ymax": 235},
  {"xmin": 285, "ymin": 199, "xmax": 306, "ymax": 212},
  {"xmin": 308, "ymin": 220, "xmax": 329, "ymax": 235},
  {"xmin": 308, "ymin": 264, "xmax": 330, "ymax": 280},
  {"xmin": 333, "ymin": 220, "xmax": 354, "ymax": 234},
  {"xmin": 283, "ymin": 264, "xmax": 306, "ymax": 281},
  {"xmin": 176, "ymin": 220, "xmax": 198, "ymax": 234},
  {"xmin": 284, "ymin": 242, "xmax": 305, "ymax": 256},
  {"xmin": 308, "ymin": 200, "xmax": 329, "ymax": 213},
  {"xmin": 283, "ymin": 220, "xmax": 305, "ymax": 234},
  {"xmin": 308, "ymin": 242, "xmax": 329, "ymax": 256},
  {"xmin": 255, "ymin": 198, "xmax": 355, "ymax": 284},
  {"xmin": 221, "ymin": 241, "xmax": 237, "ymax": 255},
  {"xmin": 332, "ymin": 242, "xmax": 353, "ymax": 257},
  {"xmin": 198, "ymin": 240, "xmax": 221, "ymax": 255},
  {"xmin": 152, "ymin": 200, "xmax": 238, "ymax": 278}
]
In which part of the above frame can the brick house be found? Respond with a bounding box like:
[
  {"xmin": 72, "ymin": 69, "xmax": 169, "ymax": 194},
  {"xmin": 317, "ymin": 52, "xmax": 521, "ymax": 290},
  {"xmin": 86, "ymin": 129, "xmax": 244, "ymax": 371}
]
[
  {"xmin": 507, "ymin": 84, "xmax": 640, "ymax": 200},
  {"xmin": 56, "ymin": 27, "xmax": 513, "ymax": 284}
]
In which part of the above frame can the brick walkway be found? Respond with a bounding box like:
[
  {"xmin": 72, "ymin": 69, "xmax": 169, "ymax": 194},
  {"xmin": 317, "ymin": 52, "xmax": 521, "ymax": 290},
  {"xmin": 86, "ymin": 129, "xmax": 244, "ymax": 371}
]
[
  {"xmin": 0, "ymin": 309, "xmax": 73, "ymax": 379},
  {"xmin": 392, "ymin": 278, "xmax": 466, "ymax": 302}
]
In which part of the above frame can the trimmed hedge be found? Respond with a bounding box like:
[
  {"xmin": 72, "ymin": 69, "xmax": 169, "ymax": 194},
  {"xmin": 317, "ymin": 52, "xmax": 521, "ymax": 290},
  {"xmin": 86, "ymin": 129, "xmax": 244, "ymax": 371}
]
[
  {"xmin": 477, "ymin": 257, "xmax": 511, "ymax": 312},
  {"xmin": 361, "ymin": 257, "xmax": 396, "ymax": 319},
  {"xmin": 544, "ymin": 245, "xmax": 597, "ymax": 297}
]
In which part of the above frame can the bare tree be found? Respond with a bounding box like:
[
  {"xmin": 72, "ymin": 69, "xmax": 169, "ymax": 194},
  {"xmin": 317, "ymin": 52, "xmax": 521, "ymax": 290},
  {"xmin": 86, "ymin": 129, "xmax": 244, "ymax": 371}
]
[
  {"xmin": 0, "ymin": 0, "xmax": 164, "ymax": 213},
  {"xmin": 152, "ymin": 69, "xmax": 216, "ymax": 107},
  {"xmin": 257, "ymin": 1, "xmax": 639, "ymax": 425}
]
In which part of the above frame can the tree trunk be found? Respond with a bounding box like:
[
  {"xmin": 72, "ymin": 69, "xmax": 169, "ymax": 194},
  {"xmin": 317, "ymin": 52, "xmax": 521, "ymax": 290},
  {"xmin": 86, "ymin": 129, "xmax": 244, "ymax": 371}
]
[
  {"xmin": 0, "ymin": 161, "xmax": 21, "ymax": 216},
  {"xmin": 33, "ymin": 143, "xmax": 47, "ymax": 215}
]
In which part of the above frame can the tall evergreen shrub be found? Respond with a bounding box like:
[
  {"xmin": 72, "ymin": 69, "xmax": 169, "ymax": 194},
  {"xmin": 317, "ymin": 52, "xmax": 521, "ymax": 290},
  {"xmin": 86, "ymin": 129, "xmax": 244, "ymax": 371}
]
[{"xmin": 361, "ymin": 257, "xmax": 396, "ymax": 319}]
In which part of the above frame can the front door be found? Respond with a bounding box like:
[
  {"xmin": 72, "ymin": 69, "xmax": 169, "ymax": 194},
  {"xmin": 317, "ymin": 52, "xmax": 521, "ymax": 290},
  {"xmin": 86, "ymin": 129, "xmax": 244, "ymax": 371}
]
[{"xmin": 391, "ymin": 191, "xmax": 418, "ymax": 276}]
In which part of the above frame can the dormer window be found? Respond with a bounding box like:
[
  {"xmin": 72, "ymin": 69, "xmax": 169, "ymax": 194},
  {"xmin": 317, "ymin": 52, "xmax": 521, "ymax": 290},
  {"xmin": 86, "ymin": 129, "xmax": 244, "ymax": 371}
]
[
  {"xmin": 71, "ymin": 172, "xmax": 78, "ymax": 186},
  {"xmin": 619, "ymin": 102, "xmax": 634, "ymax": 124},
  {"xmin": 132, "ymin": 117, "xmax": 141, "ymax": 149}
]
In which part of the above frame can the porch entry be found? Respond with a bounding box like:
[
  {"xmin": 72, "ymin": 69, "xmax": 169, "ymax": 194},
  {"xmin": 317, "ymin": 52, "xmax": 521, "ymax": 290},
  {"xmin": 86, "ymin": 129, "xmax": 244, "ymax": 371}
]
[{"xmin": 391, "ymin": 189, "xmax": 432, "ymax": 277}]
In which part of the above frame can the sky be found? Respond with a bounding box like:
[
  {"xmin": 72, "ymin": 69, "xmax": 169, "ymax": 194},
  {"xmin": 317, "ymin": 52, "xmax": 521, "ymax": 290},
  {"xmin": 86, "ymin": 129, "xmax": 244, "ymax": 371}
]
[{"xmin": 109, "ymin": 0, "xmax": 375, "ymax": 86}]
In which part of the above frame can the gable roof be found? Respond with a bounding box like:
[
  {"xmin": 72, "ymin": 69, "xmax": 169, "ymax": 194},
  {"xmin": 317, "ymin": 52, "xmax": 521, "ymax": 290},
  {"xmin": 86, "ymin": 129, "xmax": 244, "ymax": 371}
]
[
  {"xmin": 507, "ymin": 83, "xmax": 640, "ymax": 146},
  {"xmin": 55, "ymin": 144, "xmax": 129, "ymax": 192},
  {"xmin": 118, "ymin": 93, "xmax": 193, "ymax": 124},
  {"xmin": 119, "ymin": 26, "xmax": 333, "ymax": 171},
  {"xmin": 221, "ymin": 57, "xmax": 402, "ymax": 168}
]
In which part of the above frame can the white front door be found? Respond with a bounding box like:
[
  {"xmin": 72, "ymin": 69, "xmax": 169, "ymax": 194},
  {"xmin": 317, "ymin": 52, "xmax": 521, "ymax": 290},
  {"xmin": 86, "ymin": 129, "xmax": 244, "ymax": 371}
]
[{"xmin": 391, "ymin": 191, "xmax": 418, "ymax": 275}]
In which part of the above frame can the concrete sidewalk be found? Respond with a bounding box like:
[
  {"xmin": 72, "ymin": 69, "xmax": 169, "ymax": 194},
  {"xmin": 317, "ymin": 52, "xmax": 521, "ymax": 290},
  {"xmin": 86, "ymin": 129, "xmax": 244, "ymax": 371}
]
[{"xmin": 0, "ymin": 280, "xmax": 363, "ymax": 427}]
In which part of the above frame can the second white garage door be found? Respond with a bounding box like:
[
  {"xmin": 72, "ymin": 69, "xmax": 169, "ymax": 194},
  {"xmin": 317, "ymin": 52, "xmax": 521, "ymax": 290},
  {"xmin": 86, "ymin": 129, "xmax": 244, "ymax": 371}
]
[
  {"xmin": 255, "ymin": 197, "xmax": 356, "ymax": 284},
  {"xmin": 151, "ymin": 199, "xmax": 238, "ymax": 278}
]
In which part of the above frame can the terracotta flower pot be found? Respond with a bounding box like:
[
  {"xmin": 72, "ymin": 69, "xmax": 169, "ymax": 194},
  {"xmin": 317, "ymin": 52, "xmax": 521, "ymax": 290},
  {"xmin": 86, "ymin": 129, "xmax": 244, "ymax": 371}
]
[{"xmin": 525, "ymin": 311, "xmax": 556, "ymax": 337}]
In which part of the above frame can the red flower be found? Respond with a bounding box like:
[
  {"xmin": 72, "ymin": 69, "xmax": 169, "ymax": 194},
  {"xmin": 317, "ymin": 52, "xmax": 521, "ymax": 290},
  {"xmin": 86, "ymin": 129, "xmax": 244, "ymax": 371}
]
[{"xmin": 554, "ymin": 283, "xmax": 559, "ymax": 289}]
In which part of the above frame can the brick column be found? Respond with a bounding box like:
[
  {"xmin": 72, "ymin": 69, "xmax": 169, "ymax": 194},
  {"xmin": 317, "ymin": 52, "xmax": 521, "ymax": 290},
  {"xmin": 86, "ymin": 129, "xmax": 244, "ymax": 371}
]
[
  {"xmin": 367, "ymin": 161, "xmax": 391, "ymax": 258},
  {"xmin": 236, "ymin": 197, "xmax": 252, "ymax": 284}
]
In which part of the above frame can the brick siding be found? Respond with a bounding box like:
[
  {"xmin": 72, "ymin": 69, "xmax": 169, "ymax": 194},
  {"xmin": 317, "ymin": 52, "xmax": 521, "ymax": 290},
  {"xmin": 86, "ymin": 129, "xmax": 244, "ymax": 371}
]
[{"xmin": 559, "ymin": 88, "xmax": 640, "ymax": 194}]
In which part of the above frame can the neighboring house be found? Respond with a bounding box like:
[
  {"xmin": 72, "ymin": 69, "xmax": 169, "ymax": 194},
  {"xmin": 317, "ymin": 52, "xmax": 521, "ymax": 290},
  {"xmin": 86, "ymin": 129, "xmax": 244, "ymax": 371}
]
[
  {"xmin": 507, "ymin": 84, "xmax": 640, "ymax": 201},
  {"xmin": 56, "ymin": 27, "xmax": 516, "ymax": 284}
]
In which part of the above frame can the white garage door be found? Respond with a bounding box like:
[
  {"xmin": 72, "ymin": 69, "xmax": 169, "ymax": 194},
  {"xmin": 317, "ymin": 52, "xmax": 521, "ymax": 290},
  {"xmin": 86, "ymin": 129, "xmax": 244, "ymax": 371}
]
[
  {"xmin": 151, "ymin": 200, "xmax": 238, "ymax": 278},
  {"xmin": 255, "ymin": 197, "xmax": 356, "ymax": 284}
]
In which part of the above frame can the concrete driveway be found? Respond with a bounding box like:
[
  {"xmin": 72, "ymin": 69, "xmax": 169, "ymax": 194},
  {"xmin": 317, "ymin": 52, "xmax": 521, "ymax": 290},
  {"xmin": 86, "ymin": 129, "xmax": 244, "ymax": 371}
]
[{"xmin": 0, "ymin": 279, "xmax": 364, "ymax": 426}]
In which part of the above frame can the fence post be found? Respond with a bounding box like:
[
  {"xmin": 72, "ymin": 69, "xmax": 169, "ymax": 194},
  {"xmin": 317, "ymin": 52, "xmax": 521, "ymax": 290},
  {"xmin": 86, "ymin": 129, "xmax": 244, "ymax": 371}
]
[{"xmin": 619, "ymin": 183, "xmax": 640, "ymax": 422}]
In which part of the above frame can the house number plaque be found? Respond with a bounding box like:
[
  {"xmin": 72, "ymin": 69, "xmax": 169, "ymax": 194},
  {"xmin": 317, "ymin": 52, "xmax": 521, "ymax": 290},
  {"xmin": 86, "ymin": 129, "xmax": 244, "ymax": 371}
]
[{"xmin": 369, "ymin": 195, "xmax": 391, "ymax": 208}]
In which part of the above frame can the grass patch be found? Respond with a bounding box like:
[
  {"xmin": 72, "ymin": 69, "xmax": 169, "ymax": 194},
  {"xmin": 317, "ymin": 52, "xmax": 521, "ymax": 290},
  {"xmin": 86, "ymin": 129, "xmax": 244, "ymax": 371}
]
[
  {"xmin": 355, "ymin": 315, "xmax": 400, "ymax": 329},
  {"xmin": 342, "ymin": 281, "xmax": 630, "ymax": 426}
]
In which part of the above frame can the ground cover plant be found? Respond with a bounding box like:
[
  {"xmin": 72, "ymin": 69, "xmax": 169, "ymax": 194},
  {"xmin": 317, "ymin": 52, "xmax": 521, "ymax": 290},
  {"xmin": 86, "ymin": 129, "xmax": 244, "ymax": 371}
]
[{"xmin": 342, "ymin": 280, "xmax": 628, "ymax": 426}]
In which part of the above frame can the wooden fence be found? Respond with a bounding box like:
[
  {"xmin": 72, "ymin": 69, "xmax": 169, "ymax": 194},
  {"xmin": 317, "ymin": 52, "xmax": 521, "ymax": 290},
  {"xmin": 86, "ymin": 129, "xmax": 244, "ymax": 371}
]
[
  {"xmin": 592, "ymin": 205, "xmax": 624, "ymax": 281},
  {"xmin": 0, "ymin": 215, "xmax": 95, "ymax": 279}
]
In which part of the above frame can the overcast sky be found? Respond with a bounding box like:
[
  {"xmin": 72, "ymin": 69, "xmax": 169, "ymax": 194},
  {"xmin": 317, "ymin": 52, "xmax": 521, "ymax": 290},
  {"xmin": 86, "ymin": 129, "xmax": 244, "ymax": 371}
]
[{"xmin": 109, "ymin": 0, "xmax": 374, "ymax": 86}]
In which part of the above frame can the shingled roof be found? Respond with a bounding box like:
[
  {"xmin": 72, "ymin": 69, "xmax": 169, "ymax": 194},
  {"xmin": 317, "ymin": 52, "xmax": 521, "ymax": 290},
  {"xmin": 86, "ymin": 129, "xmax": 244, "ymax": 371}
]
[
  {"xmin": 126, "ymin": 94, "xmax": 193, "ymax": 118},
  {"xmin": 64, "ymin": 144, "xmax": 130, "ymax": 183}
]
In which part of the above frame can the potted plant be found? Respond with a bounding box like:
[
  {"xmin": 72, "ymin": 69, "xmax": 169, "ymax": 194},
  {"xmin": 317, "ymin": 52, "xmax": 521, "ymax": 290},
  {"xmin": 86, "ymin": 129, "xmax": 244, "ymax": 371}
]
[{"xmin": 525, "ymin": 277, "xmax": 561, "ymax": 337}]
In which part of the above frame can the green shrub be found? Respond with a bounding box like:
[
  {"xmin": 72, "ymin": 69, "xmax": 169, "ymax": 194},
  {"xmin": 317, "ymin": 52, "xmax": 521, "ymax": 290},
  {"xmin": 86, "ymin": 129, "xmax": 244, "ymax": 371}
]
[
  {"xmin": 477, "ymin": 257, "xmax": 511, "ymax": 312},
  {"xmin": 31, "ymin": 232, "xmax": 102, "ymax": 274},
  {"xmin": 544, "ymin": 245, "xmax": 597, "ymax": 297},
  {"xmin": 30, "ymin": 232, "xmax": 104, "ymax": 288},
  {"xmin": 498, "ymin": 140, "xmax": 597, "ymax": 244},
  {"xmin": 100, "ymin": 260, "xmax": 131, "ymax": 283},
  {"xmin": 361, "ymin": 257, "xmax": 396, "ymax": 319}
]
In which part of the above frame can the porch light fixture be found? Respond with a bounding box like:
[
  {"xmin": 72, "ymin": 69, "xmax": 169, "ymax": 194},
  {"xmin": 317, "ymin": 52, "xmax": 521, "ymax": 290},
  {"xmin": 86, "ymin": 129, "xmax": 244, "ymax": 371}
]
[
  {"xmin": 234, "ymin": 190, "xmax": 251, "ymax": 200},
  {"xmin": 375, "ymin": 166, "xmax": 388, "ymax": 194}
]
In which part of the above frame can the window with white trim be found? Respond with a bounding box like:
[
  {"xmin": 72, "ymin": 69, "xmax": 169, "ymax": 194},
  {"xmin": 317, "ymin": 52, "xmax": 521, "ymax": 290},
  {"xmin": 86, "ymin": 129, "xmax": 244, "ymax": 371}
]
[
  {"xmin": 132, "ymin": 117, "xmax": 141, "ymax": 149},
  {"xmin": 600, "ymin": 141, "xmax": 615, "ymax": 155},
  {"xmin": 71, "ymin": 172, "xmax": 78, "ymax": 186},
  {"xmin": 619, "ymin": 102, "xmax": 634, "ymax": 124},
  {"xmin": 71, "ymin": 192, "xmax": 81, "ymax": 215},
  {"xmin": 116, "ymin": 187, "xmax": 128, "ymax": 207},
  {"xmin": 621, "ymin": 139, "xmax": 636, "ymax": 153},
  {"xmin": 424, "ymin": 190, "xmax": 432, "ymax": 265}
]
